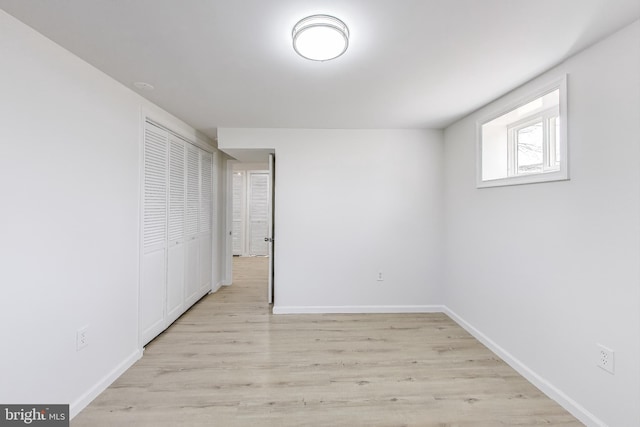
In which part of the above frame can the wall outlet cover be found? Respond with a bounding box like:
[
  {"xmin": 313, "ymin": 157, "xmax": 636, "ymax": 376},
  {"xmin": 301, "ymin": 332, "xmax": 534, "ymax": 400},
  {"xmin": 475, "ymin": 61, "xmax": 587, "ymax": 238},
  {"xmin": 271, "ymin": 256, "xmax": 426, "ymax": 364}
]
[
  {"xmin": 597, "ymin": 343, "xmax": 614, "ymax": 374},
  {"xmin": 77, "ymin": 326, "xmax": 89, "ymax": 351}
]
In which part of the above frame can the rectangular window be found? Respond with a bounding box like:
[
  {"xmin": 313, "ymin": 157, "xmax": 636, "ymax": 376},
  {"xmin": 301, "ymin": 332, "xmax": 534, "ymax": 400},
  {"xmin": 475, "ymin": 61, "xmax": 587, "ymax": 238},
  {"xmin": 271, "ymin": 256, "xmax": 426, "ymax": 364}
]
[{"xmin": 477, "ymin": 76, "xmax": 568, "ymax": 188}]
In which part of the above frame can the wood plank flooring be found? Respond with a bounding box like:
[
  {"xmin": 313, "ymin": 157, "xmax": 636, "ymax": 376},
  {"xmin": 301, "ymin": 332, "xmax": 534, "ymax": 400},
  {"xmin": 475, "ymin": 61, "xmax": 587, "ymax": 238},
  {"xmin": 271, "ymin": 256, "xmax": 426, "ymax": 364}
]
[{"xmin": 73, "ymin": 256, "xmax": 582, "ymax": 426}]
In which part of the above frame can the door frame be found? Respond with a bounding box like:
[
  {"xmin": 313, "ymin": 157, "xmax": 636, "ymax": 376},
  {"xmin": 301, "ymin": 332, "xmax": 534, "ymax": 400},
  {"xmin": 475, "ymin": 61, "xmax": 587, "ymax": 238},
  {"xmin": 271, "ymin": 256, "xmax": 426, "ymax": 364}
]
[
  {"xmin": 223, "ymin": 155, "xmax": 275, "ymax": 304},
  {"xmin": 223, "ymin": 158, "xmax": 236, "ymax": 285},
  {"xmin": 267, "ymin": 153, "xmax": 275, "ymax": 304},
  {"xmin": 246, "ymin": 170, "xmax": 270, "ymax": 257}
]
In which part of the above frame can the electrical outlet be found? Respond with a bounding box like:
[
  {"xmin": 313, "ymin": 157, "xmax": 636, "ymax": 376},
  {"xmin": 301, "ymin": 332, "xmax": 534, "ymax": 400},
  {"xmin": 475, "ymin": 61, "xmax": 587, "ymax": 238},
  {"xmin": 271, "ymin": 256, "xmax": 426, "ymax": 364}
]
[
  {"xmin": 377, "ymin": 271, "xmax": 384, "ymax": 281},
  {"xmin": 597, "ymin": 344, "xmax": 614, "ymax": 374},
  {"xmin": 77, "ymin": 326, "xmax": 89, "ymax": 351}
]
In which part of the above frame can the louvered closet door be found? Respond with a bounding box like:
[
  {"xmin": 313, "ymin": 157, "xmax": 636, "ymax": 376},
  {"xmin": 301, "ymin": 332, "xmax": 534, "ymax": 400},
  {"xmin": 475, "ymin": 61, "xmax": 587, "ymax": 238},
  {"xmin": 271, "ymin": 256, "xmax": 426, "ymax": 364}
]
[
  {"xmin": 166, "ymin": 136, "xmax": 186, "ymax": 324},
  {"xmin": 141, "ymin": 122, "xmax": 168, "ymax": 345},
  {"xmin": 248, "ymin": 172, "xmax": 269, "ymax": 256},
  {"xmin": 232, "ymin": 172, "xmax": 245, "ymax": 255},
  {"xmin": 199, "ymin": 150, "xmax": 213, "ymax": 292},
  {"xmin": 184, "ymin": 144, "xmax": 201, "ymax": 306}
]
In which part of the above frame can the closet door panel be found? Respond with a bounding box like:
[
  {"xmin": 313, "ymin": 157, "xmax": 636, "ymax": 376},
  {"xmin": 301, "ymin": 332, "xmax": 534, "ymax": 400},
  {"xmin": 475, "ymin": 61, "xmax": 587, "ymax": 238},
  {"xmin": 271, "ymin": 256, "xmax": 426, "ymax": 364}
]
[
  {"xmin": 166, "ymin": 137, "xmax": 186, "ymax": 323},
  {"xmin": 141, "ymin": 122, "xmax": 168, "ymax": 345},
  {"xmin": 143, "ymin": 124, "xmax": 168, "ymax": 249},
  {"xmin": 186, "ymin": 145, "xmax": 200, "ymax": 236},
  {"xmin": 184, "ymin": 145, "xmax": 200, "ymax": 305},
  {"xmin": 141, "ymin": 249, "xmax": 166, "ymax": 344},
  {"xmin": 167, "ymin": 242, "xmax": 185, "ymax": 323},
  {"xmin": 185, "ymin": 236, "xmax": 200, "ymax": 306},
  {"xmin": 199, "ymin": 235, "xmax": 212, "ymax": 292},
  {"xmin": 168, "ymin": 137, "xmax": 186, "ymax": 242}
]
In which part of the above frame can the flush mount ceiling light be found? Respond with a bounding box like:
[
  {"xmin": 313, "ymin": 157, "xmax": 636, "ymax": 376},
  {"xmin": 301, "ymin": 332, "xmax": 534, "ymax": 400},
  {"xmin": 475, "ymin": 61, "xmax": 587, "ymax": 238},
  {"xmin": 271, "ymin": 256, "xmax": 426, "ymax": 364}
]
[{"xmin": 292, "ymin": 15, "xmax": 349, "ymax": 61}]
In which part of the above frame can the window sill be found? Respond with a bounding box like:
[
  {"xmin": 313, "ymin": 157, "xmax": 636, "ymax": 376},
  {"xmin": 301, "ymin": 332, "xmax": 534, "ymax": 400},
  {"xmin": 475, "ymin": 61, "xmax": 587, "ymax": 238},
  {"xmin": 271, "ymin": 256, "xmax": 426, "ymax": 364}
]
[{"xmin": 477, "ymin": 170, "xmax": 569, "ymax": 188}]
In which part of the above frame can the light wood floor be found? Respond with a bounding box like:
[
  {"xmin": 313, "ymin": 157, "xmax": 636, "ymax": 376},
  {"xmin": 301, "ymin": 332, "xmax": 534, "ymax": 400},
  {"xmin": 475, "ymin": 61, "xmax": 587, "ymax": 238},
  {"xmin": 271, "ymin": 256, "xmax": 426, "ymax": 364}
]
[{"xmin": 73, "ymin": 256, "xmax": 581, "ymax": 426}]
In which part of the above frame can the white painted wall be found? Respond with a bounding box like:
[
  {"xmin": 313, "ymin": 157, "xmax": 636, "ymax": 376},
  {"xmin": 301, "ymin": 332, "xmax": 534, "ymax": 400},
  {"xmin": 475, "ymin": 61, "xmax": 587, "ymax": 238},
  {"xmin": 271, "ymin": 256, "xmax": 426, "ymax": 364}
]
[
  {"xmin": 443, "ymin": 21, "xmax": 640, "ymax": 427},
  {"xmin": 0, "ymin": 11, "xmax": 221, "ymax": 417},
  {"xmin": 218, "ymin": 128, "xmax": 444, "ymax": 312},
  {"xmin": 232, "ymin": 162, "xmax": 269, "ymax": 172}
]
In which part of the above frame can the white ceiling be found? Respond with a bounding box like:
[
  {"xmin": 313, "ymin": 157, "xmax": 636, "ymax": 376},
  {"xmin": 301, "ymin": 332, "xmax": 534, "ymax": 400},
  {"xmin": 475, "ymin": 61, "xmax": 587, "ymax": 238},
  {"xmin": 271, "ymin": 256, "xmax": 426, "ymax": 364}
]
[{"xmin": 1, "ymin": 0, "xmax": 638, "ymax": 140}]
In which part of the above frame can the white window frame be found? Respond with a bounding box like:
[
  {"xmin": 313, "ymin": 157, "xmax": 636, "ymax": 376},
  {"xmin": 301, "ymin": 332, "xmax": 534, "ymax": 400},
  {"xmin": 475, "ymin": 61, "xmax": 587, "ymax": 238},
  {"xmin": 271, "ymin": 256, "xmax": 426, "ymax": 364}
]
[
  {"xmin": 476, "ymin": 75, "xmax": 568, "ymax": 188},
  {"xmin": 507, "ymin": 106, "xmax": 559, "ymax": 176}
]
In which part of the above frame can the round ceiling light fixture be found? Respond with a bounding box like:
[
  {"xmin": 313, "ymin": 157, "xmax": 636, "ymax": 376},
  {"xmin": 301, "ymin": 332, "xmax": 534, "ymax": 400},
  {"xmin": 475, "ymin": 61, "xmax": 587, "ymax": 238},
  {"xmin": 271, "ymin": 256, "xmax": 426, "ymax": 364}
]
[{"xmin": 292, "ymin": 14, "xmax": 349, "ymax": 61}]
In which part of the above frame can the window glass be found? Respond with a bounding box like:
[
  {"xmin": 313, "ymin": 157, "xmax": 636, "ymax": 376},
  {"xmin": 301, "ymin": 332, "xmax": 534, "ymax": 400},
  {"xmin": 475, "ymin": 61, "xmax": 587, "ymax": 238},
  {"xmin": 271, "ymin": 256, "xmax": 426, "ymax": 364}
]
[
  {"xmin": 516, "ymin": 121, "xmax": 543, "ymax": 174},
  {"xmin": 477, "ymin": 77, "xmax": 568, "ymax": 188}
]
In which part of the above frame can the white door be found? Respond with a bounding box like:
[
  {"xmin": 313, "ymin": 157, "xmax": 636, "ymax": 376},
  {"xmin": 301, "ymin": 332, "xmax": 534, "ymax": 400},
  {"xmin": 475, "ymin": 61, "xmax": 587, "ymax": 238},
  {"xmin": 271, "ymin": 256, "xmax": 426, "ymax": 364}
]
[
  {"xmin": 267, "ymin": 154, "xmax": 275, "ymax": 304},
  {"xmin": 141, "ymin": 122, "xmax": 168, "ymax": 345},
  {"xmin": 184, "ymin": 144, "xmax": 200, "ymax": 305},
  {"xmin": 166, "ymin": 136, "xmax": 186, "ymax": 324},
  {"xmin": 248, "ymin": 172, "xmax": 269, "ymax": 256}
]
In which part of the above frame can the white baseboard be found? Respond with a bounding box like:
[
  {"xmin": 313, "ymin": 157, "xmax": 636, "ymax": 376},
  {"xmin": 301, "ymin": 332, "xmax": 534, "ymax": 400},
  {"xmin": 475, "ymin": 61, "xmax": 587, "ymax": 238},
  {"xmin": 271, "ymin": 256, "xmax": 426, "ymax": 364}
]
[
  {"xmin": 70, "ymin": 348, "xmax": 142, "ymax": 419},
  {"xmin": 442, "ymin": 307, "xmax": 605, "ymax": 427},
  {"xmin": 272, "ymin": 305, "xmax": 444, "ymax": 314}
]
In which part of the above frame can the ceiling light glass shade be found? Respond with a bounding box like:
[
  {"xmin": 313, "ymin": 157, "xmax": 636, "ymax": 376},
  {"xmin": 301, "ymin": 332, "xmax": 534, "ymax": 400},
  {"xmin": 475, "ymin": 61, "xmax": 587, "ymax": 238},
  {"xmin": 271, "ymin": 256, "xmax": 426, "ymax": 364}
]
[{"xmin": 292, "ymin": 15, "xmax": 349, "ymax": 61}]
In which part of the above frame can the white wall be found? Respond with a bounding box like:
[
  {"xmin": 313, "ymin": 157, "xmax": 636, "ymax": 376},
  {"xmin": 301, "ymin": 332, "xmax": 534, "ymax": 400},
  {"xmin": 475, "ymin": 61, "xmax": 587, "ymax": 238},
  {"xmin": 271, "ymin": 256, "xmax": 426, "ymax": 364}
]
[
  {"xmin": 218, "ymin": 128, "xmax": 444, "ymax": 312},
  {"xmin": 443, "ymin": 21, "xmax": 640, "ymax": 427},
  {"xmin": 232, "ymin": 162, "xmax": 269, "ymax": 172},
  {"xmin": 0, "ymin": 10, "xmax": 220, "ymax": 417}
]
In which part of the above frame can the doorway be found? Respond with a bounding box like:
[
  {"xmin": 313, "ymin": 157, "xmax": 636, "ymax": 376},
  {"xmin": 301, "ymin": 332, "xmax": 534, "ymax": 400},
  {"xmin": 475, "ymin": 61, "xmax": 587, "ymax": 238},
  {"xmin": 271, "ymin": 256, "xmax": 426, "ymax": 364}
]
[
  {"xmin": 227, "ymin": 156, "xmax": 274, "ymax": 304},
  {"xmin": 232, "ymin": 169, "xmax": 269, "ymax": 257}
]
